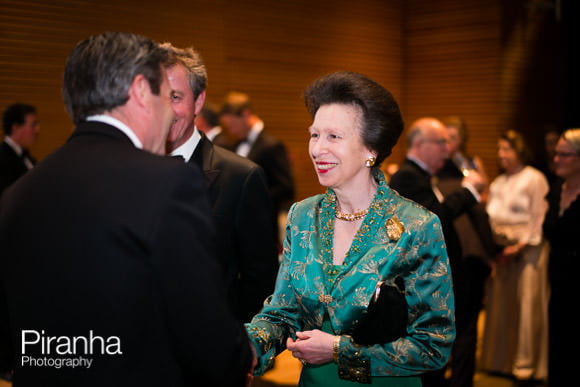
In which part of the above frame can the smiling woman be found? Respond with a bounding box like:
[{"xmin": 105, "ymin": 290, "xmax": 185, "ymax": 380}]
[
  {"xmin": 308, "ymin": 103, "xmax": 372, "ymax": 196},
  {"xmin": 244, "ymin": 71, "xmax": 456, "ymax": 386}
]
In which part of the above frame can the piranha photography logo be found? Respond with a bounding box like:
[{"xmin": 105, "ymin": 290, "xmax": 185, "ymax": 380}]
[{"xmin": 20, "ymin": 330, "xmax": 122, "ymax": 369}]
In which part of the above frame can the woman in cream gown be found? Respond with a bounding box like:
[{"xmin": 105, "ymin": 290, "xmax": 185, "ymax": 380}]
[{"xmin": 480, "ymin": 130, "xmax": 549, "ymax": 383}]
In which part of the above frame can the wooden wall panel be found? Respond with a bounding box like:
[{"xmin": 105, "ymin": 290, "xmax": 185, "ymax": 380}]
[
  {"xmin": 0, "ymin": 0, "xmax": 403, "ymax": 201},
  {"xmin": 1, "ymin": 0, "xmax": 568, "ymax": 198},
  {"xmin": 402, "ymin": 0, "xmax": 502, "ymax": 179},
  {"xmin": 402, "ymin": 0, "xmax": 568, "ymax": 179},
  {"xmin": 498, "ymin": 0, "xmax": 568, "ymax": 169},
  {"xmin": 0, "ymin": 0, "xmax": 229, "ymax": 165},
  {"xmin": 219, "ymin": 1, "xmax": 403, "ymax": 199}
]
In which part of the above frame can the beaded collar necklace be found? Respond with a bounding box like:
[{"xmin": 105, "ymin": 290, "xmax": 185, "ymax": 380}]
[{"xmin": 335, "ymin": 207, "xmax": 369, "ymax": 221}]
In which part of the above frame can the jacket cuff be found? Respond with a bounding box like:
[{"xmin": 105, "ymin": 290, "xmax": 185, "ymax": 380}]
[{"xmin": 337, "ymin": 335, "xmax": 371, "ymax": 384}]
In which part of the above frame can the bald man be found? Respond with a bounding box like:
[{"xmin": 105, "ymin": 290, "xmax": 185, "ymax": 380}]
[{"xmin": 389, "ymin": 117, "xmax": 485, "ymax": 387}]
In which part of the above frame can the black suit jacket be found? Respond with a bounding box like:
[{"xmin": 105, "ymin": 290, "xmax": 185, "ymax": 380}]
[
  {"xmin": 0, "ymin": 122, "xmax": 252, "ymax": 386},
  {"xmin": 0, "ymin": 141, "xmax": 31, "ymax": 196},
  {"xmin": 190, "ymin": 134, "xmax": 279, "ymax": 322},
  {"xmin": 247, "ymin": 130, "xmax": 294, "ymax": 214},
  {"xmin": 437, "ymin": 158, "xmax": 497, "ymax": 261},
  {"xmin": 211, "ymin": 131, "xmax": 234, "ymax": 151},
  {"xmin": 389, "ymin": 158, "xmax": 477, "ymax": 328}
]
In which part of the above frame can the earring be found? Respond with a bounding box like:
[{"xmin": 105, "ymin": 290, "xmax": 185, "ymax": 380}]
[{"xmin": 365, "ymin": 156, "xmax": 376, "ymax": 167}]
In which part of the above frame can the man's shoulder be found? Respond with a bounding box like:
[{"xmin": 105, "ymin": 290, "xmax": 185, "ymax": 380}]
[
  {"xmin": 386, "ymin": 190, "xmax": 441, "ymax": 228},
  {"xmin": 61, "ymin": 131, "xmax": 204, "ymax": 187},
  {"xmin": 0, "ymin": 141, "xmax": 17, "ymax": 160},
  {"xmin": 254, "ymin": 129, "xmax": 284, "ymax": 149},
  {"xmin": 390, "ymin": 159, "xmax": 425, "ymax": 184},
  {"xmin": 396, "ymin": 158, "xmax": 422, "ymax": 173},
  {"xmin": 212, "ymin": 143, "xmax": 262, "ymax": 175}
]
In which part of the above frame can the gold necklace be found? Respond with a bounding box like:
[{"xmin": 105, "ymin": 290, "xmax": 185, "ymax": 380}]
[{"xmin": 335, "ymin": 207, "xmax": 369, "ymax": 221}]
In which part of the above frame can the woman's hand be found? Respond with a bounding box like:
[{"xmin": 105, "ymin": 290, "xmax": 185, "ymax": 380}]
[
  {"xmin": 502, "ymin": 242, "xmax": 526, "ymax": 259},
  {"xmin": 494, "ymin": 242, "xmax": 526, "ymax": 266},
  {"xmin": 286, "ymin": 329, "xmax": 335, "ymax": 365}
]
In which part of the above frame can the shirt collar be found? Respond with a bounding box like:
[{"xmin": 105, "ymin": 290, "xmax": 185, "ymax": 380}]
[
  {"xmin": 205, "ymin": 126, "xmax": 222, "ymax": 142},
  {"xmin": 4, "ymin": 136, "xmax": 23, "ymax": 156},
  {"xmin": 86, "ymin": 115, "xmax": 143, "ymax": 149},
  {"xmin": 245, "ymin": 119, "xmax": 264, "ymax": 145},
  {"xmin": 170, "ymin": 128, "xmax": 201, "ymax": 162},
  {"xmin": 407, "ymin": 154, "xmax": 431, "ymax": 175}
]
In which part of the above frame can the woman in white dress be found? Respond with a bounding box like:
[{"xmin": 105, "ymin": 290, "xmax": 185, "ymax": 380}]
[{"xmin": 480, "ymin": 130, "xmax": 550, "ymax": 383}]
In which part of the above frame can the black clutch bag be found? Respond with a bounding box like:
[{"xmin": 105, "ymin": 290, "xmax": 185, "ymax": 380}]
[{"xmin": 349, "ymin": 276, "xmax": 408, "ymax": 345}]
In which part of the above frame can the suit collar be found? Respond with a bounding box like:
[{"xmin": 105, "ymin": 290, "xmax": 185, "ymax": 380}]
[
  {"xmin": 190, "ymin": 132, "xmax": 220, "ymax": 186},
  {"xmin": 171, "ymin": 128, "xmax": 201, "ymax": 161},
  {"xmin": 86, "ymin": 115, "xmax": 143, "ymax": 149},
  {"xmin": 4, "ymin": 136, "xmax": 25, "ymax": 157},
  {"xmin": 1, "ymin": 140, "xmax": 28, "ymax": 166},
  {"xmin": 246, "ymin": 119, "xmax": 264, "ymax": 146},
  {"xmin": 246, "ymin": 129, "xmax": 267, "ymax": 160},
  {"xmin": 69, "ymin": 121, "xmax": 138, "ymax": 149},
  {"xmin": 404, "ymin": 157, "xmax": 431, "ymax": 179}
]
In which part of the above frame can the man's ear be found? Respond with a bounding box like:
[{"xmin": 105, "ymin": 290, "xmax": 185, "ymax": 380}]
[
  {"xmin": 128, "ymin": 74, "xmax": 150, "ymax": 109},
  {"xmin": 242, "ymin": 108, "xmax": 252, "ymax": 119},
  {"xmin": 11, "ymin": 123, "xmax": 21, "ymax": 135},
  {"xmin": 194, "ymin": 90, "xmax": 206, "ymax": 116}
]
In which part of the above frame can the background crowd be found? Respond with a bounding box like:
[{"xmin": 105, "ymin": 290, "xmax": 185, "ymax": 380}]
[{"xmin": 1, "ymin": 31, "xmax": 578, "ymax": 387}]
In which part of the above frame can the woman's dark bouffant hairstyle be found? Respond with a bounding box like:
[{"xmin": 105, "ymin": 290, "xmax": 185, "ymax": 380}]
[
  {"xmin": 501, "ymin": 129, "xmax": 531, "ymax": 165},
  {"xmin": 303, "ymin": 71, "xmax": 404, "ymax": 167}
]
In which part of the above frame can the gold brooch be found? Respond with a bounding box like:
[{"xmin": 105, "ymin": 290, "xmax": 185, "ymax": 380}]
[
  {"xmin": 319, "ymin": 294, "xmax": 333, "ymax": 304},
  {"xmin": 385, "ymin": 215, "xmax": 404, "ymax": 241}
]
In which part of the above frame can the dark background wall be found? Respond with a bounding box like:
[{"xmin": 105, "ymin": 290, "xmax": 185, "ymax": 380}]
[{"xmin": 1, "ymin": 0, "xmax": 576, "ymax": 200}]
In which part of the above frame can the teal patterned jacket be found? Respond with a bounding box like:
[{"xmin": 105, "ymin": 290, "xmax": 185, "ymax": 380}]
[{"xmin": 246, "ymin": 170, "xmax": 455, "ymax": 382}]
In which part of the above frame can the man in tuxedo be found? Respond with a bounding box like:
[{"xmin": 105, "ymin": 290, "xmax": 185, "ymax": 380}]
[
  {"xmin": 0, "ymin": 32, "xmax": 253, "ymax": 387},
  {"xmin": 162, "ymin": 43, "xmax": 279, "ymax": 323},
  {"xmin": 0, "ymin": 103, "xmax": 39, "ymax": 196},
  {"xmin": 389, "ymin": 117, "xmax": 485, "ymax": 387},
  {"xmin": 219, "ymin": 91, "xmax": 295, "ymax": 243},
  {"xmin": 195, "ymin": 103, "xmax": 234, "ymax": 150},
  {"xmin": 436, "ymin": 117, "xmax": 498, "ymax": 387}
]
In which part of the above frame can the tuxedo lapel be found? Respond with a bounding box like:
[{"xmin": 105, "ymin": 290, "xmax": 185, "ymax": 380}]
[
  {"xmin": 190, "ymin": 134, "xmax": 220, "ymax": 186},
  {"xmin": 246, "ymin": 131, "xmax": 264, "ymax": 160}
]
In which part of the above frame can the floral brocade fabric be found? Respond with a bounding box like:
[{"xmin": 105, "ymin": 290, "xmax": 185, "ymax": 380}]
[{"xmin": 246, "ymin": 169, "xmax": 455, "ymax": 383}]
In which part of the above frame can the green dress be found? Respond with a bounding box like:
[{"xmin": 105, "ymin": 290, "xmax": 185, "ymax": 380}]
[
  {"xmin": 246, "ymin": 170, "xmax": 455, "ymax": 385},
  {"xmin": 299, "ymin": 266, "xmax": 421, "ymax": 386},
  {"xmin": 300, "ymin": 321, "xmax": 420, "ymax": 386}
]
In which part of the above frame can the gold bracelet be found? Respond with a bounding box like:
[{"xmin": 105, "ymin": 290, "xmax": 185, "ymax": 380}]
[{"xmin": 333, "ymin": 335, "xmax": 340, "ymax": 363}]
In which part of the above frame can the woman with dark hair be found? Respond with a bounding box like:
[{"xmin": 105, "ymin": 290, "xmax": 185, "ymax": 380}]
[
  {"xmin": 543, "ymin": 128, "xmax": 580, "ymax": 387},
  {"xmin": 480, "ymin": 130, "xmax": 550, "ymax": 384},
  {"xmin": 245, "ymin": 72, "xmax": 455, "ymax": 386}
]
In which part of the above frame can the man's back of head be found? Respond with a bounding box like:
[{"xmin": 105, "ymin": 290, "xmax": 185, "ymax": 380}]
[
  {"xmin": 63, "ymin": 32, "xmax": 169, "ymax": 126},
  {"xmin": 62, "ymin": 32, "xmax": 174, "ymax": 155}
]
